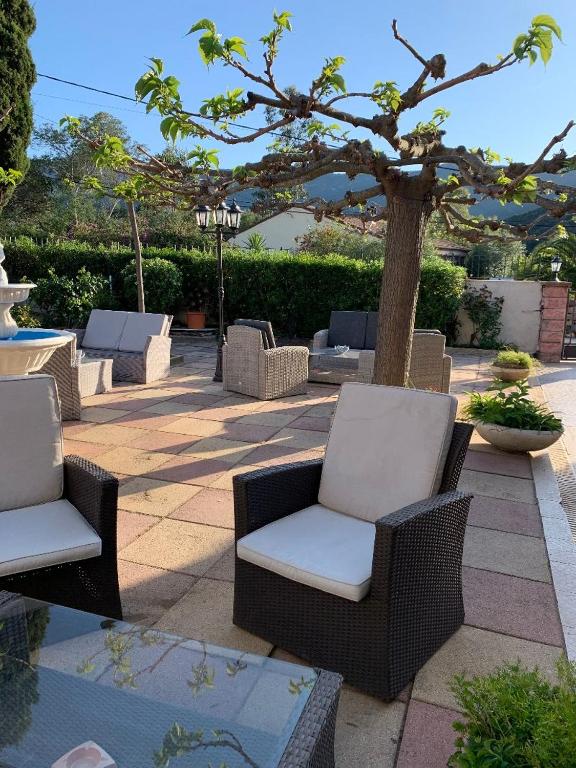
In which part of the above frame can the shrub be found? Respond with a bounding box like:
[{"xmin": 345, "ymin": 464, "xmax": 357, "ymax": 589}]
[
  {"xmin": 464, "ymin": 380, "xmax": 563, "ymax": 432},
  {"xmin": 10, "ymin": 302, "xmax": 40, "ymax": 328},
  {"xmin": 121, "ymin": 257, "xmax": 182, "ymax": 314},
  {"xmin": 449, "ymin": 657, "xmax": 576, "ymax": 767},
  {"xmin": 298, "ymin": 225, "xmax": 385, "ymax": 262},
  {"xmin": 493, "ymin": 349, "xmax": 535, "ymax": 369},
  {"xmin": 416, "ymin": 255, "xmax": 467, "ymax": 335},
  {"xmin": 460, "ymin": 285, "xmax": 504, "ymax": 348},
  {"xmin": 32, "ymin": 266, "xmax": 110, "ymax": 327}
]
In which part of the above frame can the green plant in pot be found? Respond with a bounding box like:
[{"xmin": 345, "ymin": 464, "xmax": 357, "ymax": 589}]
[
  {"xmin": 491, "ymin": 349, "xmax": 538, "ymax": 382},
  {"xmin": 464, "ymin": 379, "xmax": 563, "ymax": 453}
]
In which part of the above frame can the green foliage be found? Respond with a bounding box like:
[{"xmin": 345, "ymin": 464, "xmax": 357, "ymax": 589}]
[
  {"xmin": 33, "ymin": 266, "xmax": 110, "ymax": 327},
  {"xmin": 467, "ymin": 239, "xmax": 527, "ymax": 279},
  {"xmin": 10, "ymin": 301, "xmax": 40, "ymax": 327},
  {"xmin": 122, "ymin": 257, "xmax": 182, "ymax": 314},
  {"xmin": 0, "ymin": 0, "xmax": 36, "ymax": 211},
  {"xmin": 298, "ymin": 225, "xmax": 385, "ymax": 262},
  {"xmin": 449, "ymin": 657, "xmax": 576, "ymax": 767},
  {"xmin": 512, "ymin": 14, "xmax": 562, "ymax": 66},
  {"xmin": 461, "ymin": 285, "xmax": 505, "ymax": 348},
  {"xmin": 493, "ymin": 349, "xmax": 535, "ymax": 370},
  {"xmin": 525, "ymin": 229, "xmax": 576, "ymax": 283},
  {"xmin": 464, "ymin": 380, "xmax": 563, "ymax": 432},
  {"xmin": 246, "ymin": 232, "xmax": 267, "ymax": 251},
  {"xmin": 416, "ymin": 255, "xmax": 467, "ymax": 336}
]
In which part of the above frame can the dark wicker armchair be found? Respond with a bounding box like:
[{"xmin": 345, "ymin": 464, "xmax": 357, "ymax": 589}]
[
  {"xmin": 0, "ymin": 375, "xmax": 122, "ymax": 619},
  {"xmin": 233, "ymin": 384, "xmax": 472, "ymax": 701}
]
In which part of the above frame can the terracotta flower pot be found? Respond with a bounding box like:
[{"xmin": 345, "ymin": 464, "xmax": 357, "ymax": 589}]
[
  {"xmin": 491, "ymin": 365, "xmax": 530, "ymax": 382},
  {"xmin": 185, "ymin": 311, "xmax": 206, "ymax": 329},
  {"xmin": 474, "ymin": 420, "xmax": 563, "ymax": 453}
]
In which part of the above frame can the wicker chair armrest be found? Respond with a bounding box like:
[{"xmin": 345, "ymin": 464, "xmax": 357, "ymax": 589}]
[
  {"xmin": 63, "ymin": 455, "xmax": 118, "ymax": 542},
  {"xmin": 143, "ymin": 334, "xmax": 172, "ymax": 357},
  {"xmin": 234, "ymin": 460, "xmax": 323, "ymax": 539},
  {"xmin": 67, "ymin": 328, "xmax": 86, "ymax": 346},
  {"xmin": 312, "ymin": 329, "xmax": 329, "ymax": 351},
  {"xmin": 262, "ymin": 345, "xmax": 309, "ymax": 361},
  {"xmin": 371, "ymin": 490, "xmax": 472, "ymax": 593}
]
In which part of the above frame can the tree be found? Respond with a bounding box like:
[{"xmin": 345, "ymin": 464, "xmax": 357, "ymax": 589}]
[
  {"xmin": 0, "ymin": 0, "xmax": 36, "ymax": 211},
  {"xmin": 62, "ymin": 11, "xmax": 576, "ymax": 385}
]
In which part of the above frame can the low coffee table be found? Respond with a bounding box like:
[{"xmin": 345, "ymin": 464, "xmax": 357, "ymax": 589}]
[
  {"xmin": 0, "ymin": 592, "xmax": 341, "ymax": 768},
  {"xmin": 308, "ymin": 348, "xmax": 360, "ymax": 384}
]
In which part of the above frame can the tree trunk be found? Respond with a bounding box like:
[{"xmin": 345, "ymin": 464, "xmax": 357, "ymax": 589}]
[
  {"xmin": 127, "ymin": 200, "xmax": 145, "ymax": 313},
  {"xmin": 373, "ymin": 190, "xmax": 432, "ymax": 386}
]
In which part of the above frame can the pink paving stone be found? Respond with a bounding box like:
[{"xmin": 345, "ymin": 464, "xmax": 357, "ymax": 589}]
[
  {"xmin": 464, "ymin": 449, "xmax": 532, "ymax": 479},
  {"xmin": 468, "ymin": 494, "xmax": 542, "ymax": 537},
  {"xmin": 170, "ymin": 488, "xmax": 234, "ymax": 528},
  {"xmin": 110, "ymin": 411, "xmax": 180, "ymax": 430},
  {"xmin": 396, "ymin": 701, "xmax": 463, "ymax": 768},
  {"xmin": 102, "ymin": 397, "xmax": 165, "ymax": 411},
  {"xmin": 463, "ymin": 567, "xmax": 564, "ymax": 646},
  {"xmin": 64, "ymin": 439, "xmax": 112, "ymax": 458},
  {"xmin": 127, "ymin": 431, "xmax": 200, "ymax": 454},
  {"xmin": 118, "ymin": 560, "xmax": 196, "ymax": 624},
  {"xmin": 172, "ymin": 393, "xmax": 226, "ymax": 406},
  {"xmin": 146, "ymin": 456, "xmax": 231, "ymax": 486},
  {"xmin": 188, "ymin": 407, "xmax": 242, "ymax": 422},
  {"xmin": 117, "ymin": 509, "xmax": 157, "ymax": 550},
  {"xmin": 290, "ymin": 416, "xmax": 331, "ymax": 433},
  {"xmin": 245, "ymin": 442, "xmax": 322, "ymax": 465},
  {"xmin": 214, "ymin": 421, "xmax": 281, "ymax": 443}
]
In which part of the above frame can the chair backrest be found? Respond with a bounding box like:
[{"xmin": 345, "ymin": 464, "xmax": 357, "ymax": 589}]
[
  {"xmin": 327, "ymin": 311, "xmax": 368, "ymax": 349},
  {"xmin": 82, "ymin": 309, "xmax": 129, "ymax": 350},
  {"xmin": 227, "ymin": 324, "xmax": 264, "ymax": 352},
  {"xmin": 118, "ymin": 312, "xmax": 171, "ymax": 352},
  {"xmin": 318, "ymin": 383, "xmax": 457, "ymax": 523},
  {"xmin": 0, "ymin": 375, "xmax": 64, "ymax": 512},
  {"xmin": 234, "ymin": 319, "xmax": 276, "ymax": 349},
  {"xmin": 364, "ymin": 312, "xmax": 379, "ymax": 350}
]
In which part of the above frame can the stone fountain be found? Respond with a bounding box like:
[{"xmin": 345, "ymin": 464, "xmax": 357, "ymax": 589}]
[{"xmin": 0, "ymin": 242, "xmax": 71, "ymax": 374}]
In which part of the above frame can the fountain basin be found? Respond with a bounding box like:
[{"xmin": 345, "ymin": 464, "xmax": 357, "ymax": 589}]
[{"xmin": 0, "ymin": 329, "xmax": 73, "ymax": 375}]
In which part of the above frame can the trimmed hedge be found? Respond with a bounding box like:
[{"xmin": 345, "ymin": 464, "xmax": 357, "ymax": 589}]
[{"xmin": 3, "ymin": 238, "xmax": 466, "ymax": 338}]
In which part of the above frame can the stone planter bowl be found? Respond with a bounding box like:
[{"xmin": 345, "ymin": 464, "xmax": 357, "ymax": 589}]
[
  {"xmin": 474, "ymin": 420, "xmax": 563, "ymax": 453},
  {"xmin": 491, "ymin": 365, "xmax": 530, "ymax": 382}
]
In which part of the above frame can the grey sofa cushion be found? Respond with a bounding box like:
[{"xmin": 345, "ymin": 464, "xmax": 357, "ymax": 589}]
[
  {"xmin": 234, "ymin": 319, "xmax": 276, "ymax": 349},
  {"xmin": 365, "ymin": 312, "xmax": 379, "ymax": 350},
  {"xmin": 327, "ymin": 311, "xmax": 367, "ymax": 349}
]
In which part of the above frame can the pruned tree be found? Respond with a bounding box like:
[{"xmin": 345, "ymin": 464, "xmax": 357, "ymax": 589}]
[{"xmin": 62, "ymin": 11, "xmax": 576, "ymax": 385}]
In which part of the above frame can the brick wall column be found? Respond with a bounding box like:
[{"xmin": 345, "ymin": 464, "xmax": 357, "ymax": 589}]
[{"xmin": 538, "ymin": 281, "xmax": 571, "ymax": 362}]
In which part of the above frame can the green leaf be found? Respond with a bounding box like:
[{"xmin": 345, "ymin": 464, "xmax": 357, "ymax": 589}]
[
  {"xmin": 532, "ymin": 13, "xmax": 562, "ymax": 40},
  {"xmin": 224, "ymin": 36, "xmax": 247, "ymax": 59},
  {"xmin": 187, "ymin": 18, "xmax": 216, "ymax": 35},
  {"xmin": 273, "ymin": 10, "xmax": 293, "ymax": 31},
  {"xmin": 198, "ymin": 35, "xmax": 224, "ymax": 65}
]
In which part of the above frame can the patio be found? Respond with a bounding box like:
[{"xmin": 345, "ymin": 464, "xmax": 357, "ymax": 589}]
[{"xmin": 56, "ymin": 339, "xmax": 571, "ymax": 767}]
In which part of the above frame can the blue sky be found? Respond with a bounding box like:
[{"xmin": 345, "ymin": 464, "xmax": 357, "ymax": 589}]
[{"xmin": 29, "ymin": 0, "xmax": 576, "ymax": 168}]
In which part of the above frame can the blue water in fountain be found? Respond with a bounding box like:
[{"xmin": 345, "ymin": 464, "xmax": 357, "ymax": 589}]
[{"xmin": 4, "ymin": 329, "xmax": 62, "ymax": 341}]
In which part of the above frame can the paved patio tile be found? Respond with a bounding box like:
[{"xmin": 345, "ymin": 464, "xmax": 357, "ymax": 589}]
[
  {"xmin": 187, "ymin": 406, "xmax": 246, "ymax": 422},
  {"xmin": 81, "ymin": 406, "xmax": 130, "ymax": 423},
  {"xmin": 117, "ymin": 509, "xmax": 158, "ymax": 550},
  {"xmin": 464, "ymin": 449, "xmax": 532, "ymax": 479},
  {"xmin": 142, "ymin": 401, "xmax": 202, "ymax": 416},
  {"xmin": 255, "ymin": 401, "xmax": 312, "ymax": 416},
  {"xmin": 73, "ymin": 423, "xmax": 150, "ymax": 446},
  {"xmin": 460, "ymin": 469, "xmax": 537, "ymax": 504},
  {"xmin": 172, "ymin": 393, "xmax": 226, "ymax": 406},
  {"xmin": 464, "ymin": 525, "xmax": 551, "ymax": 582},
  {"xmin": 62, "ymin": 421, "xmax": 91, "ymax": 437},
  {"xmin": 468, "ymin": 495, "xmax": 542, "ymax": 537},
  {"xmin": 334, "ymin": 691, "xmax": 405, "ymax": 768},
  {"xmin": 204, "ymin": 547, "xmax": 235, "ymax": 581},
  {"xmin": 210, "ymin": 464, "xmax": 262, "ymax": 490},
  {"xmin": 268, "ymin": 427, "xmax": 328, "ymax": 451},
  {"xmin": 121, "ymin": 518, "xmax": 233, "ymax": 575},
  {"xmin": 63, "ymin": 439, "xmax": 111, "ymax": 458},
  {"xmin": 181, "ymin": 436, "xmax": 260, "ymax": 464},
  {"xmin": 214, "ymin": 421, "xmax": 281, "ymax": 443},
  {"xmin": 96, "ymin": 446, "xmax": 173, "ymax": 477},
  {"xmin": 304, "ymin": 404, "xmax": 337, "ymax": 418},
  {"xmin": 170, "ymin": 488, "xmax": 234, "ymax": 528},
  {"xmin": 154, "ymin": 578, "xmax": 273, "ymax": 655},
  {"xmin": 119, "ymin": 477, "xmax": 202, "ymax": 516},
  {"xmin": 246, "ymin": 444, "xmax": 324, "ymax": 467},
  {"xmin": 158, "ymin": 416, "xmax": 223, "ymax": 436},
  {"xmin": 463, "ymin": 567, "xmax": 563, "ymax": 645},
  {"xmin": 118, "ymin": 560, "xmax": 196, "ymax": 624},
  {"xmin": 127, "ymin": 430, "xmax": 200, "ymax": 454},
  {"xmin": 149, "ymin": 456, "xmax": 232, "ymax": 486},
  {"xmin": 236, "ymin": 411, "xmax": 299, "ymax": 428},
  {"xmin": 412, "ymin": 625, "xmax": 562, "ymax": 711},
  {"xmin": 290, "ymin": 416, "xmax": 331, "ymax": 432},
  {"xmin": 396, "ymin": 701, "xmax": 462, "ymax": 768},
  {"xmin": 109, "ymin": 411, "xmax": 179, "ymax": 430}
]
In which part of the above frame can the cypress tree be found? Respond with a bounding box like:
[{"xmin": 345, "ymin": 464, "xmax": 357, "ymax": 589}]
[{"xmin": 0, "ymin": 0, "xmax": 36, "ymax": 211}]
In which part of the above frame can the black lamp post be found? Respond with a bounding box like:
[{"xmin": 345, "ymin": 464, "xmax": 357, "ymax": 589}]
[
  {"xmin": 551, "ymin": 254, "xmax": 563, "ymax": 282},
  {"xmin": 195, "ymin": 199, "xmax": 242, "ymax": 382}
]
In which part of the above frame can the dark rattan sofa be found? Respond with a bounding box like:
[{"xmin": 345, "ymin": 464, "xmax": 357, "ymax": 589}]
[
  {"xmin": 233, "ymin": 383, "xmax": 473, "ymax": 700},
  {"xmin": 0, "ymin": 375, "xmax": 122, "ymax": 619}
]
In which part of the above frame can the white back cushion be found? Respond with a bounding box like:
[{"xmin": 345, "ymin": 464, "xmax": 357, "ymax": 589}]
[
  {"xmin": 0, "ymin": 375, "xmax": 63, "ymax": 512},
  {"xmin": 82, "ymin": 309, "xmax": 129, "ymax": 350},
  {"xmin": 318, "ymin": 383, "xmax": 457, "ymax": 522},
  {"xmin": 118, "ymin": 312, "xmax": 169, "ymax": 352}
]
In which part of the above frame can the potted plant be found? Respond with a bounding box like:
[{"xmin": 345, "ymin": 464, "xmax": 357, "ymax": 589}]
[
  {"xmin": 464, "ymin": 380, "xmax": 563, "ymax": 453},
  {"xmin": 185, "ymin": 286, "xmax": 211, "ymax": 329},
  {"xmin": 491, "ymin": 349, "xmax": 537, "ymax": 382}
]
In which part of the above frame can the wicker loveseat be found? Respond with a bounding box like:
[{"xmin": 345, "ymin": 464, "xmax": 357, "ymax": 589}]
[
  {"xmin": 70, "ymin": 309, "xmax": 172, "ymax": 384},
  {"xmin": 233, "ymin": 383, "xmax": 472, "ymax": 700},
  {"xmin": 223, "ymin": 320, "xmax": 309, "ymax": 400},
  {"xmin": 0, "ymin": 375, "xmax": 122, "ymax": 618}
]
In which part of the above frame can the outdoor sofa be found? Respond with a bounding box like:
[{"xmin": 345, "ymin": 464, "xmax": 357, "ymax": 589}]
[
  {"xmin": 223, "ymin": 319, "xmax": 309, "ymax": 399},
  {"xmin": 233, "ymin": 383, "xmax": 473, "ymax": 700},
  {"xmin": 69, "ymin": 309, "xmax": 172, "ymax": 384},
  {"xmin": 0, "ymin": 375, "xmax": 122, "ymax": 618},
  {"xmin": 37, "ymin": 331, "xmax": 113, "ymax": 420}
]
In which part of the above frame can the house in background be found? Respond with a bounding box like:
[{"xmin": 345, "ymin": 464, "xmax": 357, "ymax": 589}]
[{"xmin": 434, "ymin": 239, "xmax": 471, "ymax": 266}]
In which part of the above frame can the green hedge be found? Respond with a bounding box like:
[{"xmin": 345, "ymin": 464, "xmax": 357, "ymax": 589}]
[{"xmin": 3, "ymin": 238, "xmax": 466, "ymax": 338}]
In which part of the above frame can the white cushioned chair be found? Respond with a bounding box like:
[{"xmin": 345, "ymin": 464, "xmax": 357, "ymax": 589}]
[
  {"xmin": 71, "ymin": 309, "xmax": 172, "ymax": 384},
  {"xmin": 233, "ymin": 383, "xmax": 473, "ymax": 700},
  {"xmin": 0, "ymin": 375, "xmax": 122, "ymax": 618}
]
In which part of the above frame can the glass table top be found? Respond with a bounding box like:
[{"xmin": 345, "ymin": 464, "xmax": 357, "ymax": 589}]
[{"xmin": 0, "ymin": 592, "xmax": 317, "ymax": 768}]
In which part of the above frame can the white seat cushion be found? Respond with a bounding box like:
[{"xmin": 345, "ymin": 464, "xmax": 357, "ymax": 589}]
[
  {"xmin": 82, "ymin": 309, "xmax": 129, "ymax": 350},
  {"xmin": 319, "ymin": 383, "xmax": 457, "ymax": 523},
  {"xmin": 0, "ymin": 499, "xmax": 102, "ymax": 577},
  {"xmin": 0, "ymin": 375, "xmax": 63, "ymax": 512},
  {"xmin": 118, "ymin": 312, "xmax": 169, "ymax": 353},
  {"xmin": 237, "ymin": 504, "xmax": 375, "ymax": 602}
]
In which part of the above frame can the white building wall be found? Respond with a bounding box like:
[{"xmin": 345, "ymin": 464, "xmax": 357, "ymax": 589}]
[{"xmin": 229, "ymin": 208, "xmax": 339, "ymax": 251}]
